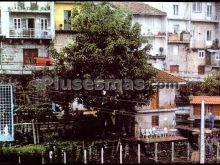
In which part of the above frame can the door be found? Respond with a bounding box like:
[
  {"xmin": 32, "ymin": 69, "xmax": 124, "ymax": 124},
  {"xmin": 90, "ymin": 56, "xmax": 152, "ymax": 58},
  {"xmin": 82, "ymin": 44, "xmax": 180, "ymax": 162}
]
[
  {"xmin": 64, "ymin": 10, "xmax": 71, "ymax": 30},
  {"xmin": 28, "ymin": 18, "xmax": 34, "ymax": 37}
]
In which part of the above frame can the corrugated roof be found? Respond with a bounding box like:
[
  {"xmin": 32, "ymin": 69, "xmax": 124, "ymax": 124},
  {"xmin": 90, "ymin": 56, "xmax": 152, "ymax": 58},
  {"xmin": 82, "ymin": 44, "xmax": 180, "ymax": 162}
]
[
  {"xmin": 154, "ymin": 70, "xmax": 187, "ymax": 83},
  {"xmin": 190, "ymin": 96, "xmax": 220, "ymax": 105},
  {"xmin": 110, "ymin": 2, "xmax": 166, "ymax": 16}
]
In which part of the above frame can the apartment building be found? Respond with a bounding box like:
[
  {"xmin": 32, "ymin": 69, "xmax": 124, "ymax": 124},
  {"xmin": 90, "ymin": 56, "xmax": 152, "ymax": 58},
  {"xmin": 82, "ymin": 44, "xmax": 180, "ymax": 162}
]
[
  {"xmin": 0, "ymin": 2, "xmax": 55, "ymax": 75},
  {"xmin": 53, "ymin": 1, "xmax": 81, "ymax": 52},
  {"xmin": 111, "ymin": 2, "xmax": 167, "ymax": 70},
  {"xmin": 146, "ymin": 2, "xmax": 220, "ymax": 82}
]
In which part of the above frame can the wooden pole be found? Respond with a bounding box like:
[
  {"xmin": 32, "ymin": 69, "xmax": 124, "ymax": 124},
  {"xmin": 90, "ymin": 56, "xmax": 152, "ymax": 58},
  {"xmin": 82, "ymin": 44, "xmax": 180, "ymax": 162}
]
[
  {"xmin": 89, "ymin": 146, "xmax": 92, "ymax": 161},
  {"xmin": 32, "ymin": 120, "xmax": 36, "ymax": 144},
  {"xmin": 120, "ymin": 144, "xmax": 122, "ymax": 164},
  {"xmin": 64, "ymin": 151, "xmax": 67, "ymax": 164},
  {"xmin": 171, "ymin": 142, "xmax": 174, "ymax": 162},
  {"xmin": 101, "ymin": 147, "xmax": 104, "ymax": 164},
  {"xmin": 217, "ymin": 142, "xmax": 220, "ymax": 161},
  {"xmin": 200, "ymin": 100, "xmax": 205, "ymax": 164},
  {"xmin": 42, "ymin": 151, "xmax": 44, "ymax": 164},
  {"xmin": 187, "ymin": 142, "xmax": 190, "ymax": 161},
  {"xmin": 18, "ymin": 151, "xmax": 21, "ymax": 164},
  {"xmin": 155, "ymin": 143, "xmax": 158, "ymax": 163},
  {"xmin": 84, "ymin": 149, "xmax": 87, "ymax": 164},
  {"xmin": 138, "ymin": 143, "xmax": 140, "ymax": 164}
]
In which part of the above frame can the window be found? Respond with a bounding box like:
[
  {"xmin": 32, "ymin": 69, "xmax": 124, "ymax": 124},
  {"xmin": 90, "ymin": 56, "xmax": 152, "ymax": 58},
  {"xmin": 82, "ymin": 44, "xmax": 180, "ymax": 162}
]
[
  {"xmin": 198, "ymin": 65, "xmax": 205, "ymax": 75},
  {"xmin": 215, "ymin": 52, "xmax": 220, "ymax": 60},
  {"xmin": 170, "ymin": 65, "xmax": 179, "ymax": 73},
  {"xmin": 40, "ymin": 19, "xmax": 48, "ymax": 30},
  {"xmin": 152, "ymin": 116, "xmax": 159, "ymax": 127},
  {"xmin": 174, "ymin": 24, "xmax": 179, "ymax": 33},
  {"xmin": 198, "ymin": 50, "xmax": 205, "ymax": 58},
  {"xmin": 173, "ymin": 46, "xmax": 178, "ymax": 56},
  {"xmin": 64, "ymin": 10, "xmax": 71, "ymax": 30},
  {"xmin": 207, "ymin": 3, "xmax": 212, "ymax": 17},
  {"xmin": 14, "ymin": 18, "xmax": 21, "ymax": 29},
  {"xmin": 193, "ymin": 2, "xmax": 201, "ymax": 12},
  {"xmin": 23, "ymin": 49, "xmax": 38, "ymax": 65},
  {"xmin": 173, "ymin": 5, "xmax": 179, "ymax": 15},
  {"xmin": 207, "ymin": 30, "xmax": 212, "ymax": 41}
]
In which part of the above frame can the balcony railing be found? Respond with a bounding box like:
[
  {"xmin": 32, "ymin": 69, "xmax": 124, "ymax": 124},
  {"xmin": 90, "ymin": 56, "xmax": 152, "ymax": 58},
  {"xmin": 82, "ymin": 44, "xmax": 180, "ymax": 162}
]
[
  {"xmin": 168, "ymin": 32, "xmax": 190, "ymax": 43},
  {"xmin": 8, "ymin": 2, "xmax": 50, "ymax": 13},
  {"xmin": 9, "ymin": 28, "xmax": 51, "ymax": 39}
]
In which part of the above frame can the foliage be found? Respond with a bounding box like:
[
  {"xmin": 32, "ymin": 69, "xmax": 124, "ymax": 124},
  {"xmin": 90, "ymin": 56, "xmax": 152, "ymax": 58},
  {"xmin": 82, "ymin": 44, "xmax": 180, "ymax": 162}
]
[
  {"xmin": 50, "ymin": 2, "xmax": 157, "ymax": 111},
  {"xmin": 15, "ymin": 103, "xmax": 58, "ymax": 122},
  {"xmin": 201, "ymin": 72, "xmax": 220, "ymax": 96},
  {"xmin": 175, "ymin": 82, "xmax": 202, "ymax": 105},
  {"xmin": 1, "ymin": 144, "xmax": 46, "ymax": 155}
]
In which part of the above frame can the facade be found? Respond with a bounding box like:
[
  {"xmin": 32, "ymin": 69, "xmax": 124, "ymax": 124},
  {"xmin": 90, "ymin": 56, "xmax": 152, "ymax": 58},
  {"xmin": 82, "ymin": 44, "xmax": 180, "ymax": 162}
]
[
  {"xmin": 111, "ymin": 2, "xmax": 167, "ymax": 70},
  {"xmin": 111, "ymin": 69, "xmax": 187, "ymax": 137},
  {"xmin": 53, "ymin": 1, "xmax": 80, "ymax": 52},
  {"xmin": 0, "ymin": 2, "xmax": 55, "ymax": 75},
  {"xmin": 190, "ymin": 96, "xmax": 220, "ymax": 118},
  {"xmin": 145, "ymin": 2, "xmax": 220, "ymax": 82}
]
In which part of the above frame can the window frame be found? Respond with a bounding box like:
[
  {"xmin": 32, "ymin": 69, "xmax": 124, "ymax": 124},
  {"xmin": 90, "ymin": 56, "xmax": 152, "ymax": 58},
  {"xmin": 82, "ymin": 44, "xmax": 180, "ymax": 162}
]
[
  {"xmin": 174, "ymin": 24, "xmax": 180, "ymax": 33},
  {"xmin": 40, "ymin": 18, "xmax": 48, "ymax": 30},
  {"xmin": 151, "ymin": 115, "xmax": 159, "ymax": 127},
  {"xmin": 215, "ymin": 52, "xmax": 220, "ymax": 60},
  {"xmin": 14, "ymin": 18, "xmax": 21, "ymax": 29},
  {"xmin": 198, "ymin": 65, "xmax": 205, "ymax": 75},
  {"xmin": 170, "ymin": 65, "xmax": 179, "ymax": 73},
  {"xmin": 198, "ymin": 50, "xmax": 205, "ymax": 59},
  {"xmin": 207, "ymin": 30, "xmax": 212, "ymax": 41},
  {"xmin": 193, "ymin": 2, "xmax": 202, "ymax": 13},
  {"xmin": 173, "ymin": 4, "xmax": 179, "ymax": 16}
]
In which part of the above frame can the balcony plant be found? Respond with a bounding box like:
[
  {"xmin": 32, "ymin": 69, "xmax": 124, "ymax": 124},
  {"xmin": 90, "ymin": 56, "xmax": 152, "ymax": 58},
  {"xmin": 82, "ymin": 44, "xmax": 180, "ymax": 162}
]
[
  {"xmin": 30, "ymin": 2, "xmax": 38, "ymax": 10},
  {"xmin": 159, "ymin": 47, "xmax": 164, "ymax": 55}
]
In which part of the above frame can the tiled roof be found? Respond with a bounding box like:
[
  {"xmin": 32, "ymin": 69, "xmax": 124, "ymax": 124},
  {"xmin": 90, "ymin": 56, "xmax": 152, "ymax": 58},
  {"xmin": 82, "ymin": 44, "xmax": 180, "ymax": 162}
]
[
  {"xmin": 110, "ymin": 2, "xmax": 166, "ymax": 16},
  {"xmin": 190, "ymin": 96, "xmax": 220, "ymax": 105},
  {"xmin": 154, "ymin": 70, "xmax": 187, "ymax": 83}
]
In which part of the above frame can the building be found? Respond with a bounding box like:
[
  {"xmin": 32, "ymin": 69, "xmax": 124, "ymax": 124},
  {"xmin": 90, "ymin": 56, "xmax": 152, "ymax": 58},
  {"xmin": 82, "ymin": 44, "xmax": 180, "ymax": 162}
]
[
  {"xmin": 0, "ymin": 2, "xmax": 55, "ymax": 75},
  {"xmin": 110, "ymin": 2, "xmax": 167, "ymax": 70},
  {"xmin": 53, "ymin": 1, "xmax": 81, "ymax": 52},
  {"xmin": 102, "ymin": 69, "xmax": 187, "ymax": 137},
  {"xmin": 145, "ymin": 2, "xmax": 220, "ymax": 82}
]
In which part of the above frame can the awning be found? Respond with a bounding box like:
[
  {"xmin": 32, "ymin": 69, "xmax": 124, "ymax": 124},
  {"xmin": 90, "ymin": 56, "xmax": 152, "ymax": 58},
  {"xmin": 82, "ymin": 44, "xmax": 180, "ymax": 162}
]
[{"xmin": 207, "ymin": 49, "xmax": 220, "ymax": 53}]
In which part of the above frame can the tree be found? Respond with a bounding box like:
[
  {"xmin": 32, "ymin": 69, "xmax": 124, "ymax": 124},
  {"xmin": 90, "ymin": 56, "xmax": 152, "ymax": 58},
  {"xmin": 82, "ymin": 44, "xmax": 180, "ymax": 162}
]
[
  {"xmin": 50, "ymin": 2, "xmax": 157, "ymax": 111},
  {"xmin": 201, "ymin": 72, "xmax": 220, "ymax": 96}
]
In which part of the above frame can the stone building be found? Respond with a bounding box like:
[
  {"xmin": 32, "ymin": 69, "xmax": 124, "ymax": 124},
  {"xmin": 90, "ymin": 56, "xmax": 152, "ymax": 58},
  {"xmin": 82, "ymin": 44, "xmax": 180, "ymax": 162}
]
[{"xmin": 0, "ymin": 1, "xmax": 55, "ymax": 75}]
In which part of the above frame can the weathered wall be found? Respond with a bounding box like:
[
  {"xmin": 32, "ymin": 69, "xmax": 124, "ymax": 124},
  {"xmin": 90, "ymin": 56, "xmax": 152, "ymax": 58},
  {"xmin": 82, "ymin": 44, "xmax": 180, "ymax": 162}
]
[{"xmin": 53, "ymin": 32, "xmax": 75, "ymax": 52}]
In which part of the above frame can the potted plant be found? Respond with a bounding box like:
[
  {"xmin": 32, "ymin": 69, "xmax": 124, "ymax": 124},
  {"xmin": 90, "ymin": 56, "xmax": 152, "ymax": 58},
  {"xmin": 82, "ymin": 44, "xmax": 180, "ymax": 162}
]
[{"xmin": 59, "ymin": 24, "xmax": 63, "ymax": 30}]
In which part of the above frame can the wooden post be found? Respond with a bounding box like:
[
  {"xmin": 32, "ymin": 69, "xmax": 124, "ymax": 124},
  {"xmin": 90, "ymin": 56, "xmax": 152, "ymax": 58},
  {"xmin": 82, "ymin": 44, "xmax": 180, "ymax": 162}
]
[
  {"xmin": 18, "ymin": 151, "xmax": 21, "ymax": 164},
  {"xmin": 200, "ymin": 100, "xmax": 205, "ymax": 164},
  {"xmin": 101, "ymin": 147, "xmax": 104, "ymax": 164},
  {"xmin": 42, "ymin": 151, "xmax": 44, "ymax": 164},
  {"xmin": 155, "ymin": 143, "xmax": 158, "ymax": 163},
  {"xmin": 138, "ymin": 143, "xmax": 140, "ymax": 164},
  {"xmin": 171, "ymin": 142, "xmax": 174, "ymax": 162},
  {"xmin": 89, "ymin": 146, "xmax": 92, "ymax": 161},
  {"xmin": 187, "ymin": 142, "xmax": 190, "ymax": 161},
  {"xmin": 217, "ymin": 142, "xmax": 220, "ymax": 161},
  {"xmin": 64, "ymin": 151, "xmax": 67, "ymax": 164},
  {"xmin": 84, "ymin": 149, "xmax": 87, "ymax": 164},
  {"xmin": 32, "ymin": 120, "xmax": 37, "ymax": 144},
  {"xmin": 120, "ymin": 144, "xmax": 122, "ymax": 164}
]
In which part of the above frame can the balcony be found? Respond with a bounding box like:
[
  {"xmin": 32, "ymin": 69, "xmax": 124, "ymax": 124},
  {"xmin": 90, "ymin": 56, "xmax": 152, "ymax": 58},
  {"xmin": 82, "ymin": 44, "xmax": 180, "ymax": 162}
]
[
  {"xmin": 168, "ymin": 32, "xmax": 190, "ymax": 44},
  {"xmin": 9, "ymin": 28, "xmax": 51, "ymax": 39},
  {"xmin": 191, "ymin": 12, "xmax": 219, "ymax": 23},
  {"xmin": 8, "ymin": 2, "xmax": 50, "ymax": 13}
]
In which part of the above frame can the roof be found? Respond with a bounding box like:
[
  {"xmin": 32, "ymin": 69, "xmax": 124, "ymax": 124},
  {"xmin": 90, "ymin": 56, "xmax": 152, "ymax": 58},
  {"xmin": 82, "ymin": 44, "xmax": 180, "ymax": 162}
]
[
  {"xmin": 154, "ymin": 70, "xmax": 187, "ymax": 83},
  {"xmin": 110, "ymin": 2, "xmax": 166, "ymax": 16},
  {"xmin": 190, "ymin": 96, "xmax": 220, "ymax": 105}
]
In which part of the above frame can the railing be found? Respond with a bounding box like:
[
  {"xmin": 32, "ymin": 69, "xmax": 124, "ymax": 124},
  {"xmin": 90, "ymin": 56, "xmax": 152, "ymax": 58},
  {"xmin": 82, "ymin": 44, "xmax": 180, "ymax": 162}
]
[
  {"xmin": 8, "ymin": 2, "xmax": 50, "ymax": 12},
  {"xmin": 9, "ymin": 28, "xmax": 51, "ymax": 39},
  {"xmin": 191, "ymin": 12, "xmax": 219, "ymax": 22},
  {"xmin": 168, "ymin": 32, "xmax": 190, "ymax": 43}
]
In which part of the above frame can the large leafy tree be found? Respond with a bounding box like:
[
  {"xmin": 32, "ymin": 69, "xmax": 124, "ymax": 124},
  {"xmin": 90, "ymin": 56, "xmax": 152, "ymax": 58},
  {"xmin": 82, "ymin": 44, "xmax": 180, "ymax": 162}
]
[
  {"xmin": 50, "ymin": 2, "xmax": 157, "ymax": 111},
  {"xmin": 200, "ymin": 72, "xmax": 220, "ymax": 96}
]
